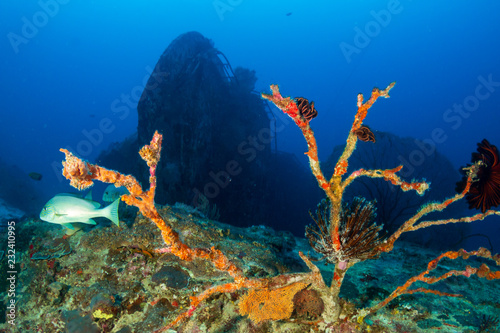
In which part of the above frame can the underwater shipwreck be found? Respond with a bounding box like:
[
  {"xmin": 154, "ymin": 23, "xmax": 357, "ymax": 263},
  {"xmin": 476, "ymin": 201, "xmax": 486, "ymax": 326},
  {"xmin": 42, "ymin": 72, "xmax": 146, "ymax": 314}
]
[{"xmin": 3, "ymin": 33, "xmax": 500, "ymax": 333}]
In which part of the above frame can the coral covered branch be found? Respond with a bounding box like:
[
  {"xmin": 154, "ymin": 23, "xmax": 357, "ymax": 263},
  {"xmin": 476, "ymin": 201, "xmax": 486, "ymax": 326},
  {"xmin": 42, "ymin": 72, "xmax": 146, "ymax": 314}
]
[
  {"xmin": 61, "ymin": 131, "xmax": 262, "ymax": 328},
  {"xmin": 352, "ymin": 83, "xmax": 395, "ymax": 131},
  {"xmin": 264, "ymin": 82, "xmax": 500, "ymax": 326},
  {"xmin": 262, "ymin": 85, "xmax": 330, "ymax": 197},
  {"xmin": 365, "ymin": 248, "xmax": 500, "ymax": 315},
  {"xmin": 62, "ymin": 131, "xmax": 243, "ymax": 278},
  {"xmin": 263, "ymin": 83, "xmax": 398, "ymax": 267},
  {"xmin": 380, "ymin": 160, "xmax": 487, "ymax": 253},
  {"xmin": 342, "ymin": 165, "xmax": 429, "ymax": 195},
  {"xmin": 61, "ymin": 130, "xmax": 321, "ymax": 330},
  {"xmin": 57, "ymin": 81, "xmax": 500, "ymax": 331},
  {"xmin": 336, "ymin": 82, "xmax": 395, "ymax": 178},
  {"xmin": 263, "ymin": 83, "xmax": 398, "ymax": 261}
]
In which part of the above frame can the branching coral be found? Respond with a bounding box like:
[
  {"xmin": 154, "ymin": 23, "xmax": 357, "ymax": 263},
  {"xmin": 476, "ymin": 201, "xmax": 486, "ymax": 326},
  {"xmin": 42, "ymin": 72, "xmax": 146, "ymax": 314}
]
[
  {"xmin": 60, "ymin": 131, "xmax": 313, "ymax": 330},
  {"xmin": 62, "ymin": 133, "xmax": 242, "ymax": 278},
  {"xmin": 61, "ymin": 131, "xmax": 265, "ymax": 329},
  {"xmin": 262, "ymin": 82, "xmax": 500, "ymax": 323},
  {"xmin": 59, "ymin": 83, "xmax": 500, "ymax": 331},
  {"xmin": 365, "ymin": 247, "xmax": 500, "ymax": 315}
]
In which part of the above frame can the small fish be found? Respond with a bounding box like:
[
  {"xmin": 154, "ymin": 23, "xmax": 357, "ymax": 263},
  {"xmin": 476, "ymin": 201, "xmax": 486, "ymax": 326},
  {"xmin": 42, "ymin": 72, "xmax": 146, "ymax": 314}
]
[
  {"xmin": 286, "ymin": 12, "xmax": 292, "ymax": 16},
  {"xmin": 102, "ymin": 185, "xmax": 129, "ymax": 202},
  {"xmin": 29, "ymin": 172, "xmax": 43, "ymax": 181},
  {"xmin": 40, "ymin": 194, "xmax": 120, "ymax": 230}
]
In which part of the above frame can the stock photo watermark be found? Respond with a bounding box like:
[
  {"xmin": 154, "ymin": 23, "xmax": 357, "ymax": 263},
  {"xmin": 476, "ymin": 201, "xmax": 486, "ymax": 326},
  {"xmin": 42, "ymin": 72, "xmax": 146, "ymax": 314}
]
[
  {"xmin": 212, "ymin": 0, "xmax": 243, "ymax": 21},
  {"xmin": 50, "ymin": 65, "xmax": 169, "ymax": 182},
  {"xmin": 397, "ymin": 74, "xmax": 500, "ymax": 178},
  {"xmin": 7, "ymin": 0, "xmax": 70, "ymax": 54},
  {"xmin": 5, "ymin": 221, "xmax": 18, "ymax": 325},
  {"xmin": 339, "ymin": 0, "xmax": 404, "ymax": 64}
]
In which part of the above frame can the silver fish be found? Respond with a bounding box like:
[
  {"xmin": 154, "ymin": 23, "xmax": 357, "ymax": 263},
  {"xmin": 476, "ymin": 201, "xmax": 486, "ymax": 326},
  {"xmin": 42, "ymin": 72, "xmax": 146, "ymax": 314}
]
[
  {"xmin": 40, "ymin": 194, "xmax": 120, "ymax": 229},
  {"xmin": 102, "ymin": 185, "xmax": 129, "ymax": 202}
]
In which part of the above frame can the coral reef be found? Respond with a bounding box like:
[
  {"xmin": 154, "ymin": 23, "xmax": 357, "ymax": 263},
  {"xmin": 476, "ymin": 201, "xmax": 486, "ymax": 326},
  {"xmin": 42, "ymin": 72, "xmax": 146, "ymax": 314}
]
[
  {"xmin": 25, "ymin": 81, "xmax": 499, "ymax": 332},
  {"xmin": 261, "ymin": 82, "xmax": 500, "ymax": 326},
  {"xmin": 3, "ymin": 211, "xmax": 499, "ymax": 332},
  {"xmin": 3, "ymin": 202, "xmax": 308, "ymax": 332}
]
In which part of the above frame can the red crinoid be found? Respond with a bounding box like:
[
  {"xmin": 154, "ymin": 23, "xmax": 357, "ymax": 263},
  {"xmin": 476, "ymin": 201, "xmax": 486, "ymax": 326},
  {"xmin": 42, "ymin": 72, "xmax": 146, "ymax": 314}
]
[{"xmin": 456, "ymin": 139, "xmax": 500, "ymax": 213}]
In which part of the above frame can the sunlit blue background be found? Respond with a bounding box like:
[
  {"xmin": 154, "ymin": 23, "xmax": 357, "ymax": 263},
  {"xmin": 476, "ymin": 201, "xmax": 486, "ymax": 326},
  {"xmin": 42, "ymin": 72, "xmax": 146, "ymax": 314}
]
[{"xmin": 1, "ymin": 0, "xmax": 499, "ymax": 244}]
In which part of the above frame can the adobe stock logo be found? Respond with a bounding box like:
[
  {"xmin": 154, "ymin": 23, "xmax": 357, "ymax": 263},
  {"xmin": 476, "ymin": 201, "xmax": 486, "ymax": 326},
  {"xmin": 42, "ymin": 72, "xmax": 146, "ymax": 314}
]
[
  {"xmin": 397, "ymin": 74, "xmax": 500, "ymax": 178},
  {"xmin": 7, "ymin": 0, "xmax": 70, "ymax": 54},
  {"xmin": 212, "ymin": 0, "xmax": 243, "ymax": 21},
  {"xmin": 339, "ymin": 0, "xmax": 404, "ymax": 64},
  {"xmin": 50, "ymin": 65, "xmax": 169, "ymax": 183}
]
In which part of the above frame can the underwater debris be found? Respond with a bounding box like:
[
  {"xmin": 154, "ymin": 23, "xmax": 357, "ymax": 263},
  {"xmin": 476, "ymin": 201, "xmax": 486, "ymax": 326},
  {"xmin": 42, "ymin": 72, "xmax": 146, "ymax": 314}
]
[{"xmin": 130, "ymin": 31, "xmax": 276, "ymax": 230}]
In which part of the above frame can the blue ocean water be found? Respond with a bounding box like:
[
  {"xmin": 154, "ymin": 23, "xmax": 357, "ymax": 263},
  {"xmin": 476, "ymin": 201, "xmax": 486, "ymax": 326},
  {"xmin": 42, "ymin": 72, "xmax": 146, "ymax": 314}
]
[{"xmin": 0, "ymin": 1, "xmax": 499, "ymax": 246}]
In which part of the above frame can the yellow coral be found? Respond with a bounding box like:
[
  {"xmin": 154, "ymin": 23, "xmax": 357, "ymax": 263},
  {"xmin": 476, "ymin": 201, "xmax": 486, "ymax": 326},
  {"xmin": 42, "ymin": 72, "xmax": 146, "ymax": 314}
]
[{"xmin": 238, "ymin": 282, "xmax": 308, "ymax": 323}]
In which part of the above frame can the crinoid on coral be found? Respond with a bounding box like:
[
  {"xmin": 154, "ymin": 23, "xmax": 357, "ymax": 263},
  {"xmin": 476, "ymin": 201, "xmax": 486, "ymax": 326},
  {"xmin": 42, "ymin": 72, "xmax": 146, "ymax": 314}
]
[
  {"xmin": 56, "ymin": 83, "xmax": 500, "ymax": 332},
  {"xmin": 305, "ymin": 198, "xmax": 386, "ymax": 266},
  {"xmin": 353, "ymin": 125, "xmax": 375, "ymax": 142},
  {"xmin": 294, "ymin": 97, "xmax": 317, "ymax": 122},
  {"xmin": 264, "ymin": 82, "xmax": 500, "ymax": 326},
  {"xmin": 456, "ymin": 139, "xmax": 500, "ymax": 212}
]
